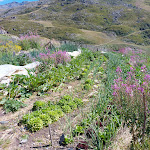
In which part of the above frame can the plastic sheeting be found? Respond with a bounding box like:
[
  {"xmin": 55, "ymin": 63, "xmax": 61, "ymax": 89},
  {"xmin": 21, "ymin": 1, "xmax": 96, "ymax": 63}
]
[{"xmin": 0, "ymin": 61, "xmax": 40, "ymax": 85}]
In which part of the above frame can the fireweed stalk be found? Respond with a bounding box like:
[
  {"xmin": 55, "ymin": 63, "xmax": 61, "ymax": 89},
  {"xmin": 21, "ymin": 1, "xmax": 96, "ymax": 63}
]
[
  {"xmin": 112, "ymin": 65, "xmax": 150, "ymax": 143},
  {"xmin": 19, "ymin": 32, "xmax": 41, "ymax": 50},
  {"xmin": 39, "ymin": 50, "xmax": 71, "ymax": 67}
]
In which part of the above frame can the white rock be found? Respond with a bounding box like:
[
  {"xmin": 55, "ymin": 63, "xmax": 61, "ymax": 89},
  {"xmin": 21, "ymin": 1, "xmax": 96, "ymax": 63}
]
[{"xmin": 88, "ymin": 91, "xmax": 98, "ymax": 98}]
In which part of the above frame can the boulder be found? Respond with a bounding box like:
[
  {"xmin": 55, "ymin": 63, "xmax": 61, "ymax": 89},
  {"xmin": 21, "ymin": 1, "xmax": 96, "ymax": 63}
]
[{"xmin": 0, "ymin": 29, "xmax": 7, "ymax": 34}]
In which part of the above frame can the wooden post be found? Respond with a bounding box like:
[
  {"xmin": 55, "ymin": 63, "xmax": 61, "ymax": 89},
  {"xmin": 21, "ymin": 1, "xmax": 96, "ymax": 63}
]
[{"xmin": 48, "ymin": 124, "xmax": 53, "ymax": 146}]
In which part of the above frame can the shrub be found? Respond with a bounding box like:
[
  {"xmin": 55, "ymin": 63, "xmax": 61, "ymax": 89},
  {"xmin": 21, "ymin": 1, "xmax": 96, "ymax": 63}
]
[
  {"xmin": 27, "ymin": 117, "xmax": 43, "ymax": 132},
  {"xmin": 0, "ymin": 41, "xmax": 21, "ymax": 53},
  {"xmin": 32, "ymin": 101, "xmax": 47, "ymax": 111}
]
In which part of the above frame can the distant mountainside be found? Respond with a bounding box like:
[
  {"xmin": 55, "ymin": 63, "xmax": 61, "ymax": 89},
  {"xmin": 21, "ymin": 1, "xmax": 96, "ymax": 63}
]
[{"xmin": 0, "ymin": 0, "xmax": 150, "ymax": 47}]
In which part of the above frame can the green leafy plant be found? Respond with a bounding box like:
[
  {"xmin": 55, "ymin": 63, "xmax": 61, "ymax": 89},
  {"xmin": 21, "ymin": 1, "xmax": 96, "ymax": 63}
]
[
  {"xmin": 61, "ymin": 105, "xmax": 72, "ymax": 113},
  {"xmin": 27, "ymin": 117, "xmax": 43, "ymax": 132},
  {"xmin": 72, "ymin": 125, "xmax": 84, "ymax": 136},
  {"xmin": 83, "ymin": 84, "xmax": 92, "ymax": 90},
  {"xmin": 39, "ymin": 114, "xmax": 52, "ymax": 126},
  {"xmin": 3, "ymin": 99, "xmax": 26, "ymax": 113},
  {"xmin": 74, "ymin": 98, "xmax": 83, "ymax": 107},
  {"xmin": 32, "ymin": 101, "xmax": 47, "ymax": 111}
]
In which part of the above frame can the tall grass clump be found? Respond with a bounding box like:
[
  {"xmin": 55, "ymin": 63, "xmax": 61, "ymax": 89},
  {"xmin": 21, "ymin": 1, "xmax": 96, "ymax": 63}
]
[
  {"xmin": 111, "ymin": 48, "xmax": 150, "ymax": 147},
  {"xmin": 19, "ymin": 32, "xmax": 41, "ymax": 50}
]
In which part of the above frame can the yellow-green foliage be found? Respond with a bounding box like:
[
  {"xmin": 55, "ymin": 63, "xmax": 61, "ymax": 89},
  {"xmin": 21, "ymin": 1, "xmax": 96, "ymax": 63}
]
[
  {"xmin": 0, "ymin": 41, "xmax": 21, "ymax": 52},
  {"xmin": 27, "ymin": 117, "xmax": 43, "ymax": 132},
  {"xmin": 105, "ymin": 25, "xmax": 134, "ymax": 36},
  {"xmin": 126, "ymin": 34, "xmax": 145, "ymax": 45}
]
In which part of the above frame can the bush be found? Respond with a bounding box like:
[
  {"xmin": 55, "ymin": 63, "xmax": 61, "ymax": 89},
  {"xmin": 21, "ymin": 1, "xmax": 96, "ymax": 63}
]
[
  {"xmin": 32, "ymin": 101, "xmax": 47, "ymax": 111},
  {"xmin": 27, "ymin": 117, "xmax": 43, "ymax": 132},
  {"xmin": 0, "ymin": 41, "xmax": 21, "ymax": 53}
]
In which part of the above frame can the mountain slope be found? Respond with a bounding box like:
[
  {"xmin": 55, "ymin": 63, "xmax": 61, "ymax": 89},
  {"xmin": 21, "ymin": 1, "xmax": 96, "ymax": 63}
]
[{"xmin": 0, "ymin": 0, "xmax": 150, "ymax": 47}]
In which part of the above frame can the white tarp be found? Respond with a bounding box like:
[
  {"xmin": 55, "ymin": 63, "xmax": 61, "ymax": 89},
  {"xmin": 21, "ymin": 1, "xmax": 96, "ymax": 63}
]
[
  {"xmin": 0, "ymin": 61, "xmax": 40, "ymax": 85},
  {"xmin": 67, "ymin": 49, "xmax": 81, "ymax": 57}
]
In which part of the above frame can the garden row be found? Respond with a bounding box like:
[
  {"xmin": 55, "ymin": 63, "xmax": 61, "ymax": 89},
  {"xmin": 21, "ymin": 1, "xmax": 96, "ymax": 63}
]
[
  {"xmin": 21, "ymin": 95, "xmax": 83, "ymax": 132},
  {"xmin": 56, "ymin": 48, "xmax": 150, "ymax": 149}
]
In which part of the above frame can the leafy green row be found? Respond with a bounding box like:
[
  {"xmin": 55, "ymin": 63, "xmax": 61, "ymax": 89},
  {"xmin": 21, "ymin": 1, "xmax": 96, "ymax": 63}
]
[{"xmin": 21, "ymin": 95, "xmax": 83, "ymax": 132}]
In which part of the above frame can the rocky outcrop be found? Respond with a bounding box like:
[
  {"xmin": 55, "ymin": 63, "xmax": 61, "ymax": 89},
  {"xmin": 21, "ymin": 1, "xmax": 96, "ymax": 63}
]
[{"xmin": 0, "ymin": 27, "xmax": 7, "ymax": 34}]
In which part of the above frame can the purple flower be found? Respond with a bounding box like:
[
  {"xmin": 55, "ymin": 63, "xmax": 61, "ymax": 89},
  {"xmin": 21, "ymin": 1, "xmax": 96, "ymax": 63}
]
[
  {"xmin": 138, "ymin": 87, "xmax": 144, "ymax": 93},
  {"xmin": 144, "ymin": 74, "xmax": 150, "ymax": 81},
  {"xmin": 116, "ymin": 67, "xmax": 122, "ymax": 73},
  {"xmin": 113, "ymin": 83, "xmax": 120, "ymax": 90},
  {"xmin": 130, "ymin": 67, "xmax": 134, "ymax": 70},
  {"xmin": 112, "ymin": 92, "xmax": 117, "ymax": 96},
  {"xmin": 126, "ymin": 86, "xmax": 132, "ymax": 94}
]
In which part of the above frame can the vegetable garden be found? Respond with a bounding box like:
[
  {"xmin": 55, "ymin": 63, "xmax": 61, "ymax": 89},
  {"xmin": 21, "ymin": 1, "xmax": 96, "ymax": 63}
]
[{"xmin": 0, "ymin": 34, "xmax": 149, "ymax": 149}]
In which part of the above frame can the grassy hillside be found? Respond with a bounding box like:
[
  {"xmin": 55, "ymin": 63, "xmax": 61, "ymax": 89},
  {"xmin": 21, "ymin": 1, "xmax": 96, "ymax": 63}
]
[{"xmin": 0, "ymin": 0, "xmax": 150, "ymax": 47}]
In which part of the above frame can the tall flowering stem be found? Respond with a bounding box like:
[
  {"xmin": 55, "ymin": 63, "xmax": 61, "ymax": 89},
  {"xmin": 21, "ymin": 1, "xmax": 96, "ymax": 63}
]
[
  {"xmin": 112, "ymin": 49, "xmax": 150, "ymax": 144},
  {"xmin": 39, "ymin": 50, "xmax": 71, "ymax": 67}
]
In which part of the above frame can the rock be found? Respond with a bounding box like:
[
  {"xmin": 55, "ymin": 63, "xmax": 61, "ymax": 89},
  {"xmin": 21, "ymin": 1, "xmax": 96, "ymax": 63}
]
[
  {"xmin": 20, "ymin": 139, "xmax": 28, "ymax": 144},
  {"xmin": 0, "ymin": 121, "xmax": 9, "ymax": 124},
  {"xmin": 76, "ymin": 141, "xmax": 88, "ymax": 150},
  {"xmin": 88, "ymin": 91, "xmax": 98, "ymax": 98},
  {"xmin": 59, "ymin": 133, "xmax": 66, "ymax": 146},
  {"xmin": 20, "ymin": 134, "xmax": 29, "ymax": 144},
  {"xmin": 93, "ymin": 85, "xmax": 98, "ymax": 89},
  {"xmin": 0, "ymin": 27, "xmax": 7, "ymax": 34},
  {"xmin": 67, "ymin": 86, "xmax": 72, "ymax": 90},
  {"xmin": 94, "ymin": 80, "xmax": 99, "ymax": 84}
]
